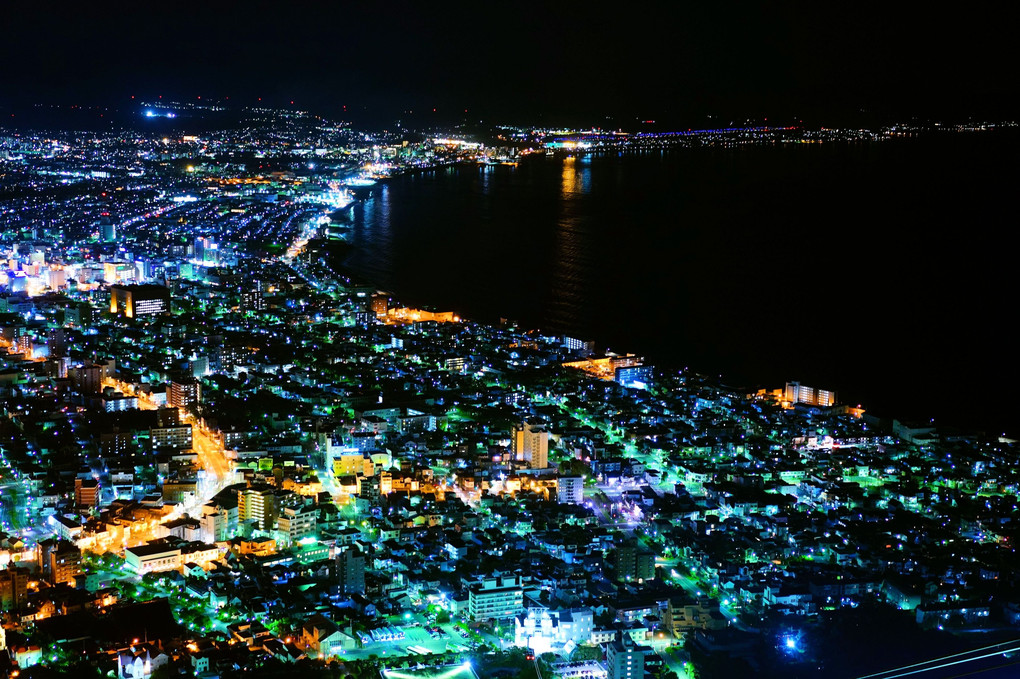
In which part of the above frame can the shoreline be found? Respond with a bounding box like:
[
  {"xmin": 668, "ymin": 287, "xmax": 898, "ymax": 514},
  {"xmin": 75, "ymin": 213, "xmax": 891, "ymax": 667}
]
[{"xmin": 321, "ymin": 138, "xmax": 1017, "ymax": 438}]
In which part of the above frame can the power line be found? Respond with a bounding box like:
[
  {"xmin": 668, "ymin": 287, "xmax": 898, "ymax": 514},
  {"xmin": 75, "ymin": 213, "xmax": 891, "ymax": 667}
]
[
  {"xmin": 858, "ymin": 641, "xmax": 1020, "ymax": 679},
  {"xmin": 939, "ymin": 658, "xmax": 1020, "ymax": 679},
  {"xmin": 864, "ymin": 647, "xmax": 1020, "ymax": 679}
]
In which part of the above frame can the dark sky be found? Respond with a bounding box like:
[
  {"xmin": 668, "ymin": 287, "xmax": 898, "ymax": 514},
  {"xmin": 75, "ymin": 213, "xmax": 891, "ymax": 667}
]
[{"xmin": 2, "ymin": 1, "xmax": 1016, "ymax": 126}]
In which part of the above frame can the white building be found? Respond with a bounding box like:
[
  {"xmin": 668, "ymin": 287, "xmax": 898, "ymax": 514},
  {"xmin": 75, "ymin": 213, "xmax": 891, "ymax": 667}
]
[
  {"xmin": 557, "ymin": 476, "xmax": 585, "ymax": 505},
  {"xmin": 125, "ymin": 539, "xmax": 221, "ymax": 574},
  {"xmin": 277, "ymin": 504, "xmax": 318, "ymax": 545},
  {"xmin": 468, "ymin": 575, "xmax": 525, "ymax": 621},
  {"xmin": 514, "ymin": 607, "xmax": 594, "ymax": 654},
  {"xmin": 606, "ymin": 636, "xmax": 647, "ymax": 679}
]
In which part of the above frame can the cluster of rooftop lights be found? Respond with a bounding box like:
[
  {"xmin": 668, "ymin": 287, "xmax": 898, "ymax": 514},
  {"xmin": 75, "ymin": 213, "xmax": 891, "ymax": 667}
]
[{"xmin": 382, "ymin": 661, "xmax": 475, "ymax": 679}]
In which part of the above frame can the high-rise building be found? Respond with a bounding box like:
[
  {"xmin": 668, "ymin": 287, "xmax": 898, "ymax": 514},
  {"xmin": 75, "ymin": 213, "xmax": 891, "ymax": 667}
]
[
  {"xmin": 49, "ymin": 541, "xmax": 83, "ymax": 585},
  {"xmin": 0, "ymin": 565, "xmax": 30, "ymax": 611},
  {"xmin": 561, "ymin": 336, "xmax": 596, "ymax": 354},
  {"xmin": 557, "ymin": 476, "xmax": 584, "ymax": 505},
  {"xmin": 109, "ymin": 284, "xmax": 170, "ymax": 318},
  {"xmin": 156, "ymin": 407, "xmax": 181, "ymax": 428},
  {"xmin": 169, "ymin": 379, "xmax": 201, "ymax": 408},
  {"xmin": 607, "ymin": 635, "xmax": 647, "ymax": 679},
  {"xmin": 74, "ymin": 477, "xmax": 100, "ymax": 508},
  {"xmin": 614, "ymin": 539, "xmax": 655, "ymax": 583},
  {"xmin": 277, "ymin": 504, "xmax": 318, "ymax": 545},
  {"xmin": 512, "ymin": 422, "xmax": 549, "ymax": 470},
  {"xmin": 151, "ymin": 424, "xmax": 193, "ymax": 451},
  {"xmin": 370, "ymin": 293, "xmax": 389, "ymax": 318},
  {"xmin": 615, "ymin": 364, "xmax": 653, "ymax": 389},
  {"xmin": 200, "ymin": 502, "xmax": 231, "ymax": 543},
  {"xmin": 100, "ymin": 431, "xmax": 135, "ymax": 457},
  {"xmin": 189, "ymin": 357, "xmax": 209, "ymax": 378},
  {"xmin": 215, "ymin": 344, "xmax": 252, "ymax": 372},
  {"xmin": 101, "ymin": 220, "xmax": 116, "ymax": 243},
  {"xmin": 37, "ymin": 538, "xmax": 60, "ymax": 579},
  {"xmin": 238, "ymin": 485, "xmax": 288, "ymax": 532},
  {"xmin": 358, "ymin": 474, "xmax": 382, "ymax": 504},
  {"xmin": 784, "ymin": 381, "xmax": 836, "ymax": 408},
  {"xmin": 337, "ymin": 545, "xmax": 366, "ymax": 595},
  {"xmin": 240, "ymin": 288, "xmax": 266, "ymax": 312},
  {"xmin": 47, "ymin": 268, "xmax": 67, "ymax": 290},
  {"xmin": 69, "ymin": 364, "xmax": 104, "ymax": 394},
  {"xmin": 468, "ymin": 575, "xmax": 525, "ymax": 621},
  {"xmin": 47, "ymin": 328, "xmax": 66, "ymax": 357}
]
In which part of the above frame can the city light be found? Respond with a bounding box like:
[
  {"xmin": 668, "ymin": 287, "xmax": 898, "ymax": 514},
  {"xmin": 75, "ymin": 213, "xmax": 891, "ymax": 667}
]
[{"xmin": 0, "ymin": 92, "xmax": 1011, "ymax": 679}]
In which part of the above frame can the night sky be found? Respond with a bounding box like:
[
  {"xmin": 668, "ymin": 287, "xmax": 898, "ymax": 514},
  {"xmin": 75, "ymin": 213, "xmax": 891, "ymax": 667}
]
[{"xmin": 2, "ymin": 1, "xmax": 1016, "ymax": 126}]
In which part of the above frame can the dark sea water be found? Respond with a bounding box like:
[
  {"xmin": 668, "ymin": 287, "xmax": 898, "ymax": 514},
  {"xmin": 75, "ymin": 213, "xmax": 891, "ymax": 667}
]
[{"xmin": 342, "ymin": 131, "xmax": 1018, "ymax": 436}]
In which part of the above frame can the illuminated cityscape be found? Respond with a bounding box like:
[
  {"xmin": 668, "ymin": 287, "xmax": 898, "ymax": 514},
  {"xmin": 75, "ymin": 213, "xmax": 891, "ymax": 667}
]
[
  {"xmin": 0, "ymin": 105, "xmax": 1016, "ymax": 679},
  {"xmin": 0, "ymin": 2, "xmax": 1017, "ymax": 678}
]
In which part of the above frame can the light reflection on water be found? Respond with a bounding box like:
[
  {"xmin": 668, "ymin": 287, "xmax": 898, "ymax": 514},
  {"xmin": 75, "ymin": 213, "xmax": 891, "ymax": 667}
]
[
  {"xmin": 339, "ymin": 138, "xmax": 1019, "ymax": 435},
  {"xmin": 550, "ymin": 157, "xmax": 594, "ymax": 331}
]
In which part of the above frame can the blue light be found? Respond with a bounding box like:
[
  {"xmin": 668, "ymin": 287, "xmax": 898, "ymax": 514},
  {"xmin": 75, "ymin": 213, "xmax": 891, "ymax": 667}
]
[
  {"xmin": 144, "ymin": 110, "xmax": 156, "ymax": 118},
  {"xmin": 785, "ymin": 637, "xmax": 797, "ymax": 650}
]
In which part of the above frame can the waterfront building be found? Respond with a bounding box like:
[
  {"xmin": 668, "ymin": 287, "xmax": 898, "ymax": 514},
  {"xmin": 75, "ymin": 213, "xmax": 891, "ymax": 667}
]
[{"xmin": 784, "ymin": 381, "xmax": 836, "ymax": 407}]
